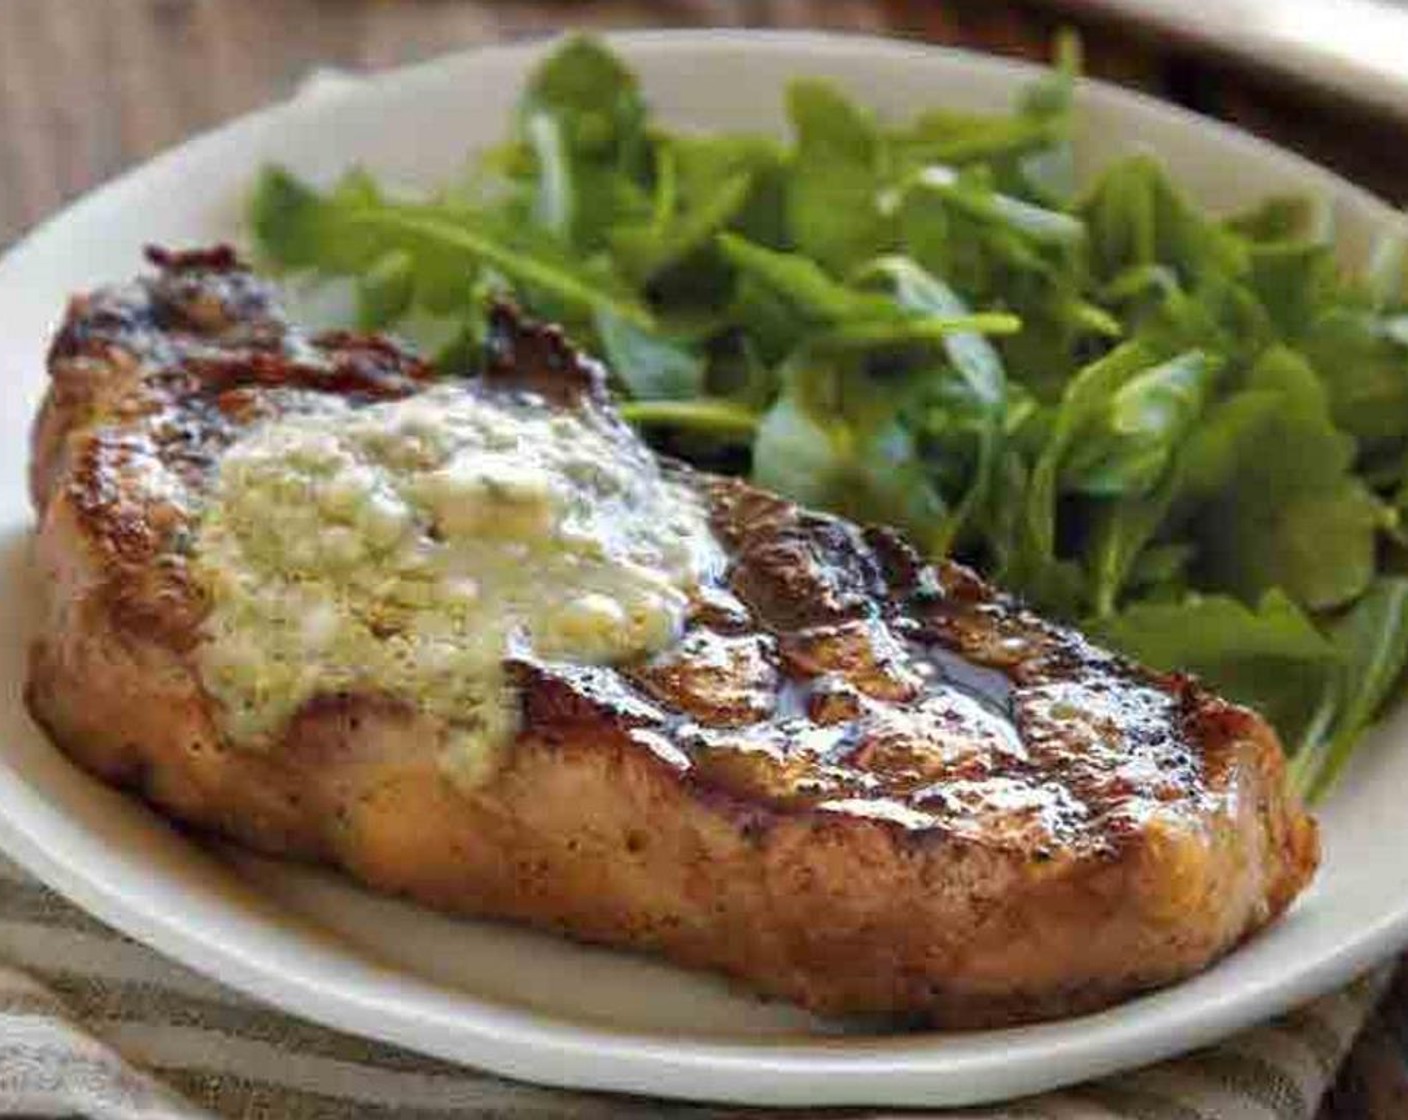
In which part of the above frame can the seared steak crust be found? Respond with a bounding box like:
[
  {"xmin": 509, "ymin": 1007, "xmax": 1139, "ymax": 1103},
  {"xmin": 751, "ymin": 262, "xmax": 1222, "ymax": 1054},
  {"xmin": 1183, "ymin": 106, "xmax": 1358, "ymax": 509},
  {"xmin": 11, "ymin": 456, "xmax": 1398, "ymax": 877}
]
[{"xmin": 26, "ymin": 249, "xmax": 1317, "ymax": 1027}]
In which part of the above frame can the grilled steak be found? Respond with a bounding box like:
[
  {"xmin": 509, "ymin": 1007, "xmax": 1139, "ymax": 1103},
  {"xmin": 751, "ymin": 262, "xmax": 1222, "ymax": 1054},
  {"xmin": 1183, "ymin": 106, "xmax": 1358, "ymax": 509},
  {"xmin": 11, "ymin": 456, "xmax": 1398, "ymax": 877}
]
[{"xmin": 26, "ymin": 248, "xmax": 1318, "ymax": 1028}]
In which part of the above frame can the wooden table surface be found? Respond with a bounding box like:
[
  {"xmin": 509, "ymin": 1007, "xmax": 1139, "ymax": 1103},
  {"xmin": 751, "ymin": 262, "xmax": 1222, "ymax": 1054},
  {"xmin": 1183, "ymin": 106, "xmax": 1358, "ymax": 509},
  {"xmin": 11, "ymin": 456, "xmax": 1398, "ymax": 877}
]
[{"xmin": 2, "ymin": 0, "xmax": 1407, "ymax": 251}]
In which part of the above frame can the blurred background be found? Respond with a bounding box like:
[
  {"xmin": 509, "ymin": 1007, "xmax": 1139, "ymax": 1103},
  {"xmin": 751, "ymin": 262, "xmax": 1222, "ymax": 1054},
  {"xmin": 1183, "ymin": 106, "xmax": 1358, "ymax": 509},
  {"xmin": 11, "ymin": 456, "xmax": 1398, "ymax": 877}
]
[{"xmin": 2, "ymin": 0, "xmax": 1407, "ymax": 248}]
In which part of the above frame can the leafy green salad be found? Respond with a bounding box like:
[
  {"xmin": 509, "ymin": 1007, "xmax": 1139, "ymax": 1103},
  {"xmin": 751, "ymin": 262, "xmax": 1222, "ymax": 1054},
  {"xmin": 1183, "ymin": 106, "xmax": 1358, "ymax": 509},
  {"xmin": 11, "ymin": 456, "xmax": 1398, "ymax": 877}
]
[{"xmin": 250, "ymin": 35, "xmax": 1408, "ymax": 800}]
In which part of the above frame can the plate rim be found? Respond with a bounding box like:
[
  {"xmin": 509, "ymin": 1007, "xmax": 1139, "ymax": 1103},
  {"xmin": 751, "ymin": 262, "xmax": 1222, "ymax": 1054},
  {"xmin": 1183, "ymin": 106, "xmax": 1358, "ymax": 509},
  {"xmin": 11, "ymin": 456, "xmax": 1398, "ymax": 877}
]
[{"xmin": 2, "ymin": 28, "xmax": 1406, "ymax": 1108}]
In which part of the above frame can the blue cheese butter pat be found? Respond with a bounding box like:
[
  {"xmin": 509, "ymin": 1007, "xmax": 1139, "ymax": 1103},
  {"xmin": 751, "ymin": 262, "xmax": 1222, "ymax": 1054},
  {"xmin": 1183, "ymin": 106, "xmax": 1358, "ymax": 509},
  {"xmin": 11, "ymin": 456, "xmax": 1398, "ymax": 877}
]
[{"xmin": 192, "ymin": 386, "xmax": 723, "ymax": 786}]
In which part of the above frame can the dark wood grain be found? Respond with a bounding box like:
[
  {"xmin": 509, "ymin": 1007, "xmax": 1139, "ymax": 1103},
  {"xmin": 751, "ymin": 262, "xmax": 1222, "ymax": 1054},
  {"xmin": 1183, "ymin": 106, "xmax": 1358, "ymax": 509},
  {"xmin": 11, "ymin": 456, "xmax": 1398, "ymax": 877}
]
[{"xmin": 2, "ymin": 0, "xmax": 1406, "ymax": 250}]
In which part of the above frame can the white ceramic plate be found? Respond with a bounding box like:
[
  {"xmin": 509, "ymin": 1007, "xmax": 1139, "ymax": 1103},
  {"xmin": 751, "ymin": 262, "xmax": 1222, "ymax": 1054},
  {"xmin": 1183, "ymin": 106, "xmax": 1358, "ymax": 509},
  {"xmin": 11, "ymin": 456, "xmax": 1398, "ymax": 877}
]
[{"xmin": 2, "ymin": 31, "xmax": 1407, "ymax": 1109}]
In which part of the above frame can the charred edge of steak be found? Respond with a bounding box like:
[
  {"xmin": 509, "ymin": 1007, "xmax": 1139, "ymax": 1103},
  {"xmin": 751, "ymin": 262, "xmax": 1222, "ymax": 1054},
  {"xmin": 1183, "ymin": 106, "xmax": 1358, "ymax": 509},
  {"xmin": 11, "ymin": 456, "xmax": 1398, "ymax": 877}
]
[
  {"xmin": 483, "ymin": 299, "xmax": 612, "ymax": 409},
  {"xmin": 144, "ymin": 244, "xmax": 243, "ymax": 273}
]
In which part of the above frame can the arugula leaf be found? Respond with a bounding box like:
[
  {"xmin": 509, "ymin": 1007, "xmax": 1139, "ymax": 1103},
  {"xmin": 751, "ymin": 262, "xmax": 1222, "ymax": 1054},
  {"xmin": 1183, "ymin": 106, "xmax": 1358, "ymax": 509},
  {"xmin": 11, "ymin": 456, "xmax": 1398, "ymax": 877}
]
[
  {"xmin": 1018, "ymin": 28, "xmax": 1080, "ymax": 127},
  {"xmin": 891, "ymin": 111, "xmax": 1061, "ymax": 171},
  {"xmin": 1368, "ymin": 229, "xmax": 1408, "ymax": 309},
  {"xmin": 1299, "ymin": 308, "xmax": 1408, "ymax": 446},
  {"xmin": 726, "ymin": 273, "xmax": 808, "ymax": 365},
  {"xmin": 752, "ymin": 392, "xmax": 853, "ymax": 511},
  {"xmin": 718, "ymin": 235, "xmax": 1019, "ymax": 350},
  {"xmin": 1013, "ymin": 29, "xmax": 1079, "ymax": 204},
  {"xmin": 753, "ymin": 377, "xmax": 946, "ymax": 548},
  {"xmin": 251, "ymin": 167, "xmax": 389, "ymax": 274},
  {"xmin": 515, "ymin": 36, "xmax": 651, "ymax": 249},
  {"xmin": 889, "ymin": 25, "xmax": 1076, "ymax": 190},
  {"xmin": 355, "ymin": 250, "xmax": 415, "ymax": 329},
  {"xmin": 520, "ymin": 37, "xmax": 647, "ymax": 161},
  {"xmin": 859, "ymin": 256, "xmax": 1008, "ymax": 410},
  {"xmin": 785, "ymin": 80, "xmax": 893, "ymax": 275},
  {"xmin": 354, "ymin": 206, "xmax": 650, "ymax": 323},
  {"xmin": 521, "ymin": 111, "xmax": 576, "ymax": 240},
  {"xmin": 1022, "ymin": 341, "xmax": 1159, "ymax": 569},
  {"xmin": 252, "ymin": 166, "xmax": 653, "ymax": 330},
  {"xmin": 815, "ymin": 313, "xmax": 1021, "ymax": 351},
  {"xmin": 1203, "ymin": 481, "xmax": 1382, "ymax": 611},
  {"xmin": 1063, "ymin": 350, "xmax": 1216, "ymax": 498},
  {"xmin": 1246, "ymin": 238, "xmax": 1336, "ymax": 339},
  {"xmin": 718, "ymin": 233, "xmax": 888, "ymax": 325},
  {"xmin": 1225, "ymin": 194, "xmax": 1327, "ymax": 243},
  {"xmin": 1080, "ymin": 155, "xmax": 1246, "ymax": 286},
  {"xmin": 1171, "ymin": 389, "xmax": 1284, "ymax": 498},
  {"xmin": 1293, "ymin": 578, "xmax": 1408, "ymax": 800},
  {"xmin": 668, "ymin": 133, "xmax": 790, "ymax": 249},
  {"xmin": 1192, "ymin": 347, "xmax": 1385, "ymax": 610},
  {"xmin": 619, "ymin": 397, "xmax": 760, "ymax": 441},
  {"xmin": 894, "ymin": 160, "xmax": 1097, "ymax": 401},
  {"xmin": 610, "ymin": 169, "xmax": 753, "ymax": 285},
  {"xmin": 858, "ymin": 255, "xmax": 1007, "ymax": 551},
  {"xmin": 1087, "ymin": 388, "xmax": 1283, "ymax": 616},
  {"xmin": 1125, "ymin": 542, "xmax": 1194, "ymax": 597},
  {"xmin": 901, "ymin": 165, "xmax": 1085, "ymax": 250},
  {"xmin": 1099, "ymin": 590, "xmax": 1334, "ymax": 665},
  {"xmin": 594, "ymin": 308, "xmax": 704, "ymax": 400}
]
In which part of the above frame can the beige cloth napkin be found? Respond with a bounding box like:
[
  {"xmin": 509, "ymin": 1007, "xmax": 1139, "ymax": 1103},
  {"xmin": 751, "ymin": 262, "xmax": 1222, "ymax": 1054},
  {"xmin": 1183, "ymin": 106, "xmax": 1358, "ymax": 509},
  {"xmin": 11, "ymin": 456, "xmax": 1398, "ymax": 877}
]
[{"xmin": 0, "ymin": 852, "xmax": 1392, "ymax": 1119}]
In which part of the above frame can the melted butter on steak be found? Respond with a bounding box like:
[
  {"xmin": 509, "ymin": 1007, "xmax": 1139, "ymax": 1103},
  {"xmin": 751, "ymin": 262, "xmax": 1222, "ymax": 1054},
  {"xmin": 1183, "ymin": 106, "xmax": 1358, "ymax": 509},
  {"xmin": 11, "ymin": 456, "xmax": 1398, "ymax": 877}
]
[{"xmin": 193, "ymin": 385, "xmax": 725, "ymax": 785}]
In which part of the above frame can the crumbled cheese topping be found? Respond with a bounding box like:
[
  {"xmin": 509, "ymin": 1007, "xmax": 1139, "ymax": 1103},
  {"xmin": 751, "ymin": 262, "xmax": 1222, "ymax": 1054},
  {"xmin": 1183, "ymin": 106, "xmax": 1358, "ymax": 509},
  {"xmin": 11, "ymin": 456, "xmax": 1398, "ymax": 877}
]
[{"xmin": 193, "ymin": 386, "xmax": 722, "ymax": 785}]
